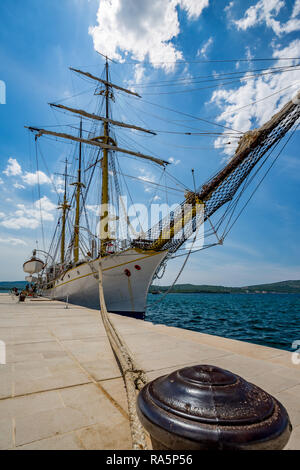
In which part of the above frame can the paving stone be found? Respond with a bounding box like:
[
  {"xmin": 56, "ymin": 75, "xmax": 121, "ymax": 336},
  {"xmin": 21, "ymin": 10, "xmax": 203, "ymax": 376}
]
[
  {"xmin": 76, "ymin": 420, "xmax": 131, "ymax": 450},
  {"xmin": 285, "ymin": 426, "xmax": 300, "ymax": 450},
  {"xmin": 100, "ymin": 378, "xmax": 129, "ymax": 414},
  {"xmin": 82, "ymin": 360, "xmax": 122, "ymax": 381},
  {"xmin": 16, "ymin": 432, "xmax": 84, "ymax": 450},
  {"xmin": 0, "ymin": 417, "xmax": 13, "ymax": 450},
  {"xmin": 15, "ymin": 407, "xmax": 95, "ymax": 446},
  {"xmin": 14, "ymin": 369, "xmax": 90, "ymax": 396},
  {"xmin": 250, "ymin": 371, "xmax": 300, "ymax": 395},
  {"xmin": 1, "ymin": 293, "xmax": 299, "ymax": 450},
  {"xmin": 0, "ymin": 390, "xmax": 63, "ymax": 419}
]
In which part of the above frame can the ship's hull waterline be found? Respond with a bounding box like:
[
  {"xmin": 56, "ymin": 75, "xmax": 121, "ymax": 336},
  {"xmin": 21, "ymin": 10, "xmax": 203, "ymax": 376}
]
[{"xmin": 42, "ymin": 249, "xmax": 167, "ymax": 319}]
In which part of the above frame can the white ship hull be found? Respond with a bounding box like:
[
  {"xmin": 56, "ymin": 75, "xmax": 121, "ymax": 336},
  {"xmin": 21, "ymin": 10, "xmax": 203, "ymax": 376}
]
[{"xmin": 42, "ymin": 248, "xmax": 167, "ymax": 319}]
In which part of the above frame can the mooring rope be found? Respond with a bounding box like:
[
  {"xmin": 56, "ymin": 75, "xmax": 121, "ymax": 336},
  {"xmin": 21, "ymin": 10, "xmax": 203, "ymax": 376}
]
[{"xmin": 98, "ymin": 259, "xmax": 149, "ymax": 450}]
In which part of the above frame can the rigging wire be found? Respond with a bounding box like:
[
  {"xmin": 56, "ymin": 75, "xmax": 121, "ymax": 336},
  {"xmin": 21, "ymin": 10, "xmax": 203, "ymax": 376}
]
[
  {"xmin": 222, "ymin": 122, "xmax": 300, "ymax": 239},
  {"xmin": 127, "ymin": 57, "xmax": 300, "ymax": 64},
  {"xmin": 36, "ymin": 142, "xmax": 65, "ymax": 200},
  {"xmin": 130, "ymin": 95, "xmax": 244, "ymax": 134},
  {"xmin": 147, "ymin": 219, "xmax": 201, "ymax": 308},
  {"xmin": 141, "ymin": 67, "xmax": 300, "ymax": 95},
  {"xmin": 116, "ymin": 158, "xmax": 145, "ymax": 238},
  {"xmin": 31, "ymin": 56, "xmax": 300, "ymax": 275},
  {"xmin": 51, "ymin": 85, "xmax": 96, "ymax": 105},
  {"xmin": 158, "ymin": 140, "xmax": 236, "ymax": 150},
  {"xmin": 118, "ymin": 94, "xmax": 241, "ymax": 141},
  {"xmin": 35, "ymin": 140, "xmax": 46, "ymax": 252},
  {"xmin": 214, "ymin": 83, "xmax": 299, "ymax": 118},
  {"xmin": 115, "ymin": 171, "xmax": 184, "ymax": 194},
  {"xmin": 27, "ymin": 133, "xmax": 39, "ymax": 249},
  {"xmin": 212, "ymin": 121, "xmax": 295, "ymax": 241},
  {"xmin": 74, "ymin": 57, "xmax": 300, "ymax": 69},
  {"xmin": 130, "ymin": 64, "xmax": 300, "ymax": 87},
  {"xmin": 171, "ymin": 121, "xmax": 300, "ymax": 260}
]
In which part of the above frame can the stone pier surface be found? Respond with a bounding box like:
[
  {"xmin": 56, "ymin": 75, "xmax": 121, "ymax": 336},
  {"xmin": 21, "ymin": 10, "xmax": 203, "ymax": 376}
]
[{"xmin": 0, "ymin": 292, "xmax": 299, "ymax": 450}]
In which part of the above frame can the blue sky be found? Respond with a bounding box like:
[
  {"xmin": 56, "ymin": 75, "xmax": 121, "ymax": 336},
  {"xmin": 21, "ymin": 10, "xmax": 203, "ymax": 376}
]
[{"xmin": 0, "ymin": 0, "xmax": 299, "ymax": 285}]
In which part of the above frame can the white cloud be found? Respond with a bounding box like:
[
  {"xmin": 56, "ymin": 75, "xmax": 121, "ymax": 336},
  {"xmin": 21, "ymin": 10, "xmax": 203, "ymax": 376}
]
[
  {"xmin": 89, "ymin": 0, "xmax": 209, "ymax": 71},
  {"xmin": 22, "ymin": 170, "xmax": 51, "ymax": 186},
  {"xmin": 197, "ymin": 37, "xmax": 214, "ymax": 58},
  {"xmin": 2, "ymin": 158, "xmax": 57, "ymax": 190},
  {"xmin": 0, "ymin": 237, "xmax": 27, "ymax": 246},
  {"xmin": 134, "ymin": 64, "xmax": 145, "ymax": 84},
  {"xmin": 13, "ymin": 183, "xmax": 25, "ymax": 190},
  {"xmin": 180, "ymin": 0, "xmax": 209, "ymax": 20},
  {"xmin": 224, "ymin": 1, "xmax": 234, "ymax": 13},
  {"xmin": 168, "ymin": 157, "xmax": 181, "ymax": 166},
  {"xmin": 52, "ymin": 175, "xmax": 65, "ymax": 194},
  {"xmin": 34, "ymin": 196, "xmax": 57, "ymax": 213},
  {"xmin": 0, "ymin": 196, "xmax": 56, "ymax": 230},
  {"xmin": 210, "ymin": 40, "xmax": 300, "ymax": 155},
  {"xmin": 292, "ymin": 0, "xmax": 300, "ymax": 18},
  {"xmin": 3, "ymin": 158, "xmax": 22, "ymax": 176},
  {"xmin": 1, "ymin": 216, "xmax": 40, "ymax": 230},
  {"xmin": 179, "ymin": 64, "xmax": 194, "ymax": 85},
  {"xmin": 234, "ymin": 0, "xmax": 300, "ymax": 36},
  {"xmin": 137, "ymin": 168, "xmax": 157, "ymax": 193},
  {"xmin": 87, "ymin": 204, "xmax": 100, "ymax": 215}
]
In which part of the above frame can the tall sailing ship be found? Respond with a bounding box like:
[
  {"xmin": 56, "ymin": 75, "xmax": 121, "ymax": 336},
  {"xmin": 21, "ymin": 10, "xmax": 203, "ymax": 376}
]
[{"xmin": 23, "ymin": 59, "xmax": 300, "ymax": 319}]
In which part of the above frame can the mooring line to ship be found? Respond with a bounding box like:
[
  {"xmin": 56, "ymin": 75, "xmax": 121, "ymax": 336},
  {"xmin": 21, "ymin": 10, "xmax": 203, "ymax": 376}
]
[{"xmin": 98, "ymin": 259, "xmax": 149, "ymax": 450}]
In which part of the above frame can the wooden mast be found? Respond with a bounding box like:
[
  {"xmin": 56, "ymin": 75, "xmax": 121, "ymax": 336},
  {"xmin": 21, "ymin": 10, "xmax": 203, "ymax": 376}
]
[
  {"xmin": 73, "ymin": 120, "xmax": 83, "ymax": 263},
  {"xmin": 59, "ymin": 159, "xmax": 70, "ymax": 264},
  {"xmin": 100, "ymin": 59, "xmax": 110, "ymax": 255}
]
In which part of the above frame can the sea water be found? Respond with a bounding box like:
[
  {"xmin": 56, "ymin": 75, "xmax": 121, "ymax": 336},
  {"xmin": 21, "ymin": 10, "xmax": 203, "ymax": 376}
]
[{"xmin": 146, "ymin": 293, "xmax": 300, "ymax": 352}]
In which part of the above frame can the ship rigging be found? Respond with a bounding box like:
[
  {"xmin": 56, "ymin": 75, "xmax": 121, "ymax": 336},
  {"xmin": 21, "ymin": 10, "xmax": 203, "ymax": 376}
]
[{"xmin": 23, "ymin": 57, "xmax": 300, "ymax": 318}]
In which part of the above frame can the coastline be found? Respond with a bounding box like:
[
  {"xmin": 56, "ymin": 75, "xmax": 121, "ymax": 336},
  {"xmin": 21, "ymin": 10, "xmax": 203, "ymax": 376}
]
[{"xmin": 151, "ymin": 291, "xmax": 300, "ymax": 295}]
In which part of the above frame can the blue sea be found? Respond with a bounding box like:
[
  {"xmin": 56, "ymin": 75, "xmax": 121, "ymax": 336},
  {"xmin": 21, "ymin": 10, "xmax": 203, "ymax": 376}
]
[
  {"xmin": 146, "ymin": 293, "xmax": 300, "ymax": 352},
  {"xmin": 2, "ymin": 285, "xmax": 299, "ymax": 352}
]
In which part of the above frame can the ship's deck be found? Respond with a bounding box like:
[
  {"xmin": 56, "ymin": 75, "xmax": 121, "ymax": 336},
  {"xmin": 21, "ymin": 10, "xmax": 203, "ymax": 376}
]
[{"xmin": 0, "ymin": 293, "xmax": 299, "ymax": 450}]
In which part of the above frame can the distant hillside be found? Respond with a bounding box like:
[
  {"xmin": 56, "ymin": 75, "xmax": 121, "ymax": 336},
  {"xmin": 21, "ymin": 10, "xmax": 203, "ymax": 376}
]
[
  {"xmin": 150, "ymin": 280, "xmax": 300, "ymax": 294},
  {"xmin": 1, "ymin": 280, "xmax": 299, "ymax": 294},
  {"xmin": 243, "ymin": 280, "xmax": 300, "ymax": 293},
  {"xmin": 0, "ymin": 281, "xmax": 27, "ymax": 292}
]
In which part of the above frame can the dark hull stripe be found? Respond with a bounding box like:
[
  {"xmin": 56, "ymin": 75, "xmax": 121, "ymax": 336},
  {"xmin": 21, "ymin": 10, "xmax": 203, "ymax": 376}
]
[{"xmin": 110, "ymin": 310, "xmax": 145, "ymax": 320}]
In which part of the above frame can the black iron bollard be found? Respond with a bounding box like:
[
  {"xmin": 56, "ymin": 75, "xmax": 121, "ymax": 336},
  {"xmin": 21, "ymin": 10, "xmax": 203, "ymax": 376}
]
[
  {"xmin": 19, "ymin": 293, "xmax": 26, "ymax": 302},
  {"xmin": 137, "ymin": 365, "xmax": 292, "ymax": 450}
]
